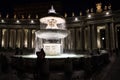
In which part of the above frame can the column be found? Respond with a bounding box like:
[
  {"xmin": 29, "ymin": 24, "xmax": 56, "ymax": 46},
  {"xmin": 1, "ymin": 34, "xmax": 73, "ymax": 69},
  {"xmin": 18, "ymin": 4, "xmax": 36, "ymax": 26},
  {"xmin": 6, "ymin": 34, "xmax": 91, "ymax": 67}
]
[
  {"xmin": 2, "ymin": 29, "xmax": 5, "ymax": 47},
  {"xmin": 0, "ymin": 29, "xmax": 2, "ymax": 47},
  {"xmin": 35, "ymin": 33, "xmax": 38, "ymax": 53},
  {"xmin": 105, "ymin": 23, "xmax": 110, "ymax": 50},
  {"xmin": 79, "ymin": 28, "xmax": 82, "ymax": 50},
  {"xmin": 71, "ymin": 28, "xmax": 76, "ymax": 51},
  {"xmin": 74, "ymin": 28, "xmax": 77, "ymax": 51},
  {"xmin": 70, "ymin": 29, "xmax": 75, "ymax": 51},
  {"xmin": 92, "ymin": 25, "xmax": 97, "ymax": 50},
  {"xmin": 3, "ymin": 29, "xmax": 6, "ymax": 48},
  {"xmin": 32, "ymin": 30, "xmax": 36, "ymax": 49},
  {"xmin": 80, "ymin": 27, "xmax": 85, "ymax": 50},
  {"xmin": 9, "ymin": 29, "xmax": 12, "ymax": 48},
  {"xmin": 23, "ymin": 29, "xmax": 28, "ymax": 48},
  {"xmin": 16, "ymin": 29, "xmax": 20, "ymax": 48},
  {"xmin": 114, "ymin": 24, "xmax": 118, "ymax": 48},
  {"xmin": 28, "ymin": 29, "xmax": 32, "ymax": 49},
  {"xmin": 7, "ymin": 28, "xmax": 10, "ymax": 48},
  {"xmin": 21, "ymin": 29, "xmax": 24, "ymax": 48},
  {"xmin": 66, "ymin": 28, "xmax": 72, "ymax": 51},
  {"xmin": 67, "ymin": 29, "xmax": 71, "ymax": 51},
  {"xmin": 84, "ymin": 27, "xmax": 88, "ymax": 50},
  {"xmin": 88, "ymin": 25, "xmax": 92, "ymax": 51},
  {"xmin": 76, "ymin": 28, "xmax": 81, "ymax": 51},
  {"xmin": 15, "ymin": 29, "xmax": 17, "ymax": 48},
  {"xmin": 110, "ymin": 23, "xmax": 115, "ymax": 50},
  {"xmin": 13, "ymin": 29, "xmax": 16, "ymax": 48}
]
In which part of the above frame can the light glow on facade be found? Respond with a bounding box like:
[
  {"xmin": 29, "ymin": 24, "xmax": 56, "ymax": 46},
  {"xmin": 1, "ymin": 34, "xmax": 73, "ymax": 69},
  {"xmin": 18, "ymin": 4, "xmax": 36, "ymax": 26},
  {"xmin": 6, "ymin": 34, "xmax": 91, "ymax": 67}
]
[
  {"xmin": 88, "ymin": 14, "xmax": 92, "ymax": 18},
  {"xmin": 105, "ymin": 11, "xmax": 110, "ymax": 15},
  {"xmin": 16, "ymin": 20, "xmax": 20, "ymax": 23},
  {"xmin": 31, "ymin": 20, "xmax": 34, "ymax": 23},
  {"xmin": 74, "ymin": 17, "xmax": 78, "ymax": 21},
  {"xmin": 1, "ymin": 19, "xmax": 5, "ymax": 23}
]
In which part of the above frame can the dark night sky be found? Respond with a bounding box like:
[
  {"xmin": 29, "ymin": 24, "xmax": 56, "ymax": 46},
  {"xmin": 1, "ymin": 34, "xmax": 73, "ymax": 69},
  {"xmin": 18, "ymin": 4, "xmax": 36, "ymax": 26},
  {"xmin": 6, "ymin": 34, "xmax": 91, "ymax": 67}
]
[{"xmin": 0, "ymin": 0, "xmax": 119, "ymax": 16}]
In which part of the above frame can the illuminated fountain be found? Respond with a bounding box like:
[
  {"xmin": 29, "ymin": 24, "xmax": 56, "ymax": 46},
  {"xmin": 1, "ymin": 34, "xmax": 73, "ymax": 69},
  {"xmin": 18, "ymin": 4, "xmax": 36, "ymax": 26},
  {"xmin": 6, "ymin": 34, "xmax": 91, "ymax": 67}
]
[
  {"xmin": 13, "ymin": 6, "xmax": 86, "ymax": 58},
  {"xmin": 12, "ymin": 6, "xmax": 87, "ymax": 58},
  {"xmin": 35, "ymin": 6, "xmax": 69, "ymax": 56}
]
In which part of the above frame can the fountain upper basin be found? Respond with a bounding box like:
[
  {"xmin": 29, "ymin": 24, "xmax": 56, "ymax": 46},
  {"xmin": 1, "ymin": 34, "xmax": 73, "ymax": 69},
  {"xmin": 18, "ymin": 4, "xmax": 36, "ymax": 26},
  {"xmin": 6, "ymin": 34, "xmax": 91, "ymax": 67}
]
[{"xmin": 35, "ymin": 29, "xmax": 69, "ymax": 39}]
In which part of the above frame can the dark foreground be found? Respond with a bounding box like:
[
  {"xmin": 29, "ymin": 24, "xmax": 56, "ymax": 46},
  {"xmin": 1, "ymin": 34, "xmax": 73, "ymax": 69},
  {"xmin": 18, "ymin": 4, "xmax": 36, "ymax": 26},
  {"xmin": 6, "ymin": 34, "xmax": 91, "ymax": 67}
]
[{"xmin": 0, "ymin": 51, "xmax": 120, "ymax": 80}]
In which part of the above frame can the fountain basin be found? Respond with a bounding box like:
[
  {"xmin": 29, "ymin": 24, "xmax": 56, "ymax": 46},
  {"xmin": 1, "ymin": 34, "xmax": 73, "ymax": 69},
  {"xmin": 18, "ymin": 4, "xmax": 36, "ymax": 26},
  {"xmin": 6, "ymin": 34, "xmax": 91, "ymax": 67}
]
[{"xmin": 35, "ymin": 29, "xmax": 69, "ymax": 39}]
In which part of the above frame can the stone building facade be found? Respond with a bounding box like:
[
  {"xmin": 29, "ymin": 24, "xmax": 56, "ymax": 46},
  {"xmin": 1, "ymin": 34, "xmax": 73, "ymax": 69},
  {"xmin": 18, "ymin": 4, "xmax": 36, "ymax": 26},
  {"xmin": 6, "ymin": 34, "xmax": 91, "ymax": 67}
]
[{"xmin": 0, "ymin": 4, "xmax": 120, "ymax": 53}]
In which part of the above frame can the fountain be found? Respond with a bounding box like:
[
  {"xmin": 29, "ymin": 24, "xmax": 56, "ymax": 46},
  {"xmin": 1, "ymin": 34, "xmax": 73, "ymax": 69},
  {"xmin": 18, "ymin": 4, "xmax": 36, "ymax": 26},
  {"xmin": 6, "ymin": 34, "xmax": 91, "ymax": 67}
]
[
  {"xmin": 11, "ymin": 7, "xmax": 91, "ymax": 79},
  {"xmin": 11, "ymin": 6, "xmax": 90, "ymax": 67},
  {"xmin": 12, "ymin": 6, "xmax": 87, "ymax": 58},
  {"xmin": 35, "ymin": 6, "xmax": 69, "ymax": 56}
]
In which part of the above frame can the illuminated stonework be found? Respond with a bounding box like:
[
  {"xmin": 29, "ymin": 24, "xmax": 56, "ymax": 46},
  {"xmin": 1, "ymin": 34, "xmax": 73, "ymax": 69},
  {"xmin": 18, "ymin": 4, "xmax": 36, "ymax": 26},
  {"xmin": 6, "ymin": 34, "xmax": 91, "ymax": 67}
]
[
  {"xmin": 96, "ymin": 3, "xmax": 102, "ymax": 13},
  {"xmin": 35, "ymin": 6, "xmax": 69, "ymax": 56}
]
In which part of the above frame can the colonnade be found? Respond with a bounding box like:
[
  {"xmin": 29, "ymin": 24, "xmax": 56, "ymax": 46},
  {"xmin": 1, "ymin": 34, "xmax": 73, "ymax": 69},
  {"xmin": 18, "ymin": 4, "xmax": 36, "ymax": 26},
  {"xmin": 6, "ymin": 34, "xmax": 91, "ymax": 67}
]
[
  {"xmin": 0, "ymin": 21, "xmax": 118, "ymax": 52},
  {"xmin": 0, "ymin": 27, "xmax": 36, "ymax": 49},
  {"xmin": 64, "ymin": 22, "xmax": 117, "ymax": 52}
]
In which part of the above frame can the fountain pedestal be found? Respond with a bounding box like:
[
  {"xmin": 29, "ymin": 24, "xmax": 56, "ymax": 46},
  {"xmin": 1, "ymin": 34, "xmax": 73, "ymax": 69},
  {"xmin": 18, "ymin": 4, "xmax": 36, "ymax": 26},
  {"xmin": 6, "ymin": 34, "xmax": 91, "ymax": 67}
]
[{"xmin": 43, "ymin": 43, "xmax": 61, "ymax": 56}]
